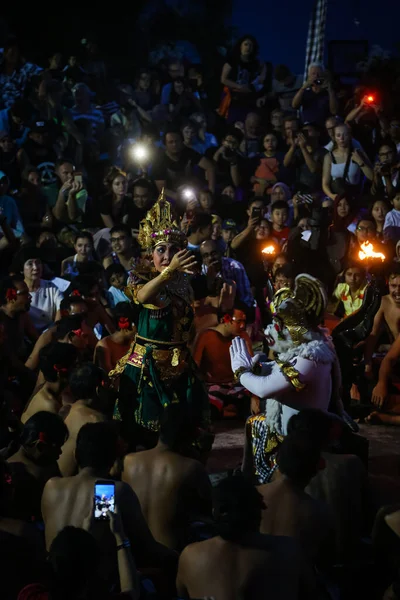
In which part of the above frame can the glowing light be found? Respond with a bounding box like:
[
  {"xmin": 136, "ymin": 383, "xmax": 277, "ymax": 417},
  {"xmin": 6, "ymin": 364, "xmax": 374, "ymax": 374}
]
[
  {"xmin": 262, "ymin": 245, "xmax": 276, "ymax": 255},
  {"xmin": 358, "ymin": 242, "xmax": 385, "ymax": 262},
  {"xmin": 131, "ymin": 145, "xmax": 148, "ymax": 161},
  {"xmin": 182, "ymin": 187, "xmax": 195, "ymax": 200},
  {"xmin": 366, "ymin": 95, "xmax": 374, "ymax": 103}
]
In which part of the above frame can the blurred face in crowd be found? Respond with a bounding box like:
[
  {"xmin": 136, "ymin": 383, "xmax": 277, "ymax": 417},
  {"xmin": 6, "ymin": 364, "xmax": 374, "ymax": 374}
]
[
  {"xmin": 336, "ymin": 197, "xmax": 350, "ymax": 218},
  {"xmin": 152, "ymin": 243, "xmax": 180, "ymax": 273},
  {"xmin": 200, "ymin": 240, "xmax": 222, "ymax": 270},
  {"xmin": 326, "ymin": 117, "xmax": 338, "ymax": 141},
  {"xmin": 271, "ymin": 110, "xmax": 284, "ymax": 130},
  {"xmin": 392, "ymin": 193, "xmax": 400, "ymax": 212},
  {"xmin": 168, "ymin": 62, "xmax": 184, "ymax": 80},
  {"xmin": 378, "ymin": 145, "xmax": 396, "ymax": 166},
  {"xmin": 308, "ymin": 65, "xmax": 323, "ymax": 83},
  {"xmin": 272, "ymin": 255, "xmax": 288, "ymax": 275},
  {"xmin": 57, "ymin": 161, "xmax": 74, "ymax": 185},
  {"xmin": 199, "ymin": 191, "xmax": 214, "ymax": 211},
  {"xmin": 37, "ymin": 231, "xmax": 57, "ymax": 248},
  {"xmin": 284, "ymin": 119, "xmax": 299, "ymax": 143},
  {"xmin": 297, "ymin": 217, "xmax": 311, "ymax": 231},
  {"xmin": 73, "ymin": 85, "xmax": 90, "ymax": 108},
  {"xmin": 247, "ymin": 199, "xmax": 264, "ymax": 219},
  {"xmin": 389, "ymin": 120, "xmax": 400, "ymax": 142},
  {"xmin": 222, "ymin": 185, "xmax": 235, "ymax": 199},
  {"xmin": 271, "ymin": 208, "xmax": 288, "ymax": 228},
  {"xmin": 212, "ymin": 219, "xmax": 222, "ymax": 240},
  {"xmin": 133, "ymin": 185, "xmax": 151, "ymax": 209},
  {"xmin": 74, "ymin": 237, "xmax": 92, "ymax": 258},
  {"xmin": 0, "ymin": 135, "xmax": 14, "ymax": 153},
  {"xmin": 245, "ymin": 113, "xmax": 261, "ymax": 138},
  {"xmin": 109, "ymin": 271, "xmax": 126, "ymax": 290},
  {"xmin": 271, "ymin": 186, "xmax": 287, "ymax": 203},
  {"xmin": 355, "ymin": 219, "xmax": 376, "ymax": 244},
  {"xmin": 344, "ymin": 267, "xmax": 365, "ymax": 292},
  {"xmin": 275, "ymin": 273, "xmax": 294, "ymax": 291},
  {"xmin": 371, "ymin": 200, "xmax": 389, "ymax": 225},
  {"xmin": 112, "ymin": 175, "xmax": 127, "ymax": 198},
  {"xmin": 23, "ymin": 258, "xmax": 43, "ymax": 282},
  {"xmin": 27, "ymin": 170, "xmax": 41, "ymax": 186},
  {"xmin": 222, "ymin": 228, "xmax": 236, "ymax": 243},
  {"xmin": 263, "ymin": 133, "xmax": 278, "ymax": 154},
  {"xmin": 389, "ymin": 275, "xmax": 400, "ymax": 305},
  {"xmin": 191, "ymin": 113, "xmax": 207, "ymax": 130},
  {"xmin": 255, "ymin": 219, "xmax": 270, "ymax": 240},
  {"xmin": 110, "ymin": 230, "xmax": 131, "ymax": 254},
  {"xmin": 182, "ymin": 125, "xmax": 196, "ymax": 146},
  {"xmin": 138, "ymin": 72, "xmax": 151, "ymax": 91},
  {"xmin": 223, "ymin": 135, "xmax": 239, "ymax": 152},
  {"xmin": 225, "ymin": 309, "xmax": 247, "ymax": 335},
  {"xmin": 0, "ymin": 176, "xmax": 9, "ymax": 195},
  {"xmin": 10, "ymin": 281, "xmax": 31, "ymax": 312},
  {"xmin": 165, "ymin": 132, "xmax": 183, "ymax": 156},
  {"xmin": 240, "ymin": 38, "xmax": 254, "ymax": 57},
  {"xmin": 302, "ymin": 124, "xmax": 319, "ymax": 144},
  {"xmin": 173, "ymin": 80, "xmax": 185, "ymax": 95},
  {"xmin": 334, "ymin": 124, "xmax": 351, "ymax": 149}
]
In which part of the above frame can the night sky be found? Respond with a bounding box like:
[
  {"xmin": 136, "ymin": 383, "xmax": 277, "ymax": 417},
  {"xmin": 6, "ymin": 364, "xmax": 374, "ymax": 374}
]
[{"xmin": 232, "ymin": 0, "xmax": 397, "ymax": 73}]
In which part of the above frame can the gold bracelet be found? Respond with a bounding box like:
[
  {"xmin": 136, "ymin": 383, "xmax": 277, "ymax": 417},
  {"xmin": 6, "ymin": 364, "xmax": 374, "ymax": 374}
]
[
  {"xmin": 160, "ymin": 266, "xmax": 175, "ymax": 281},
  {"xmin": 234, "ymin": 366, "xmax": 251, "ymax": 383}
]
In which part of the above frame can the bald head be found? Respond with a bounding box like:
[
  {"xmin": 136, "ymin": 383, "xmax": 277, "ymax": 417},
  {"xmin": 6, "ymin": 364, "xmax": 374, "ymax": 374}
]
[{"xmin": 200, "ymin": 240, "xmax": 221, "ymax": 268}]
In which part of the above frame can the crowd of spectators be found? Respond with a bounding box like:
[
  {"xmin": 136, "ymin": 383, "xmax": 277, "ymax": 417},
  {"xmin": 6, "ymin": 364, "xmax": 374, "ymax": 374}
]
[{"xmin": 2, "ymin": 31, "xmax": 400, "ymax": 600}]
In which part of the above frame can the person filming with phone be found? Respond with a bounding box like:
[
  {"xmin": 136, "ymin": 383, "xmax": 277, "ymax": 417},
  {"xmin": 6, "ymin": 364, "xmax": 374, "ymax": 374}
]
[{"xmin": 292, "ymin": 63, "xmax": 338, "ymax": 128}]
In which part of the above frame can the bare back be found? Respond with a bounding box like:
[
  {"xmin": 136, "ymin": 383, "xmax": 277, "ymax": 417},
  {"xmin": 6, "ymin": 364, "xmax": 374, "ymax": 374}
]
[
  {"xmin": 258, "ymin": 478, "xmax": 332, "ymax": 561},
  {"xmin": 123, "ymin": 448, "xmax": 212, "ymax": 550},
  {"xmin": 21, "ymin": 387, "xmax": 61, "ymax": 424},
  {"xmin": 381, "ymin": 295, "xmax": 400, "ymax": 342},
  {"xmin": 177, "ymin": 533, "xmax": 314, "ymax": 600},
  {"xmin": 58, "ymin": 402, "xmax": 106, "ymax": 476}
]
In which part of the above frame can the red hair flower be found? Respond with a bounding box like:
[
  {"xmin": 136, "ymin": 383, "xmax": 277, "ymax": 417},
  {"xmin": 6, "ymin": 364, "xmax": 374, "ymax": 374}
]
[
  {"xmin": 118, "ymin": 317, "xmax": 130, "ymax": 330},
  {"xmin": 54, "ymin": 364, "xmax": 68, "ymax": 374},
  {"xmin": 72, "ymin": 328, "xmax": 83, "ymax": 337},
  {"xmin": 222, "ymin": 314, "xmax": 232, "ymax": 324},
  {"xmin": 70, "ymin": 290, "xmax": 81, "ymax": 297},
  {"xmin": 5, "ymin": 288, "xmax": 17, "ymax": 302},
  {"xmin": 38, "ymin": 432, "xmax": 46, "ymax": 443}
]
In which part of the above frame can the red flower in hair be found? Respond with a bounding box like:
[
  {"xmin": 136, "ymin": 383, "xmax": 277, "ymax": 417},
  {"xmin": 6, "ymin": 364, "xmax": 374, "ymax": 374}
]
[
  {"xmin": 118, "ymin": 317, "xmax": 130, "ymax": 330},
  {"xmin": 72, "ymin": 328, "xmax": 83, "ymax": 337},
  {"xmin": 54, "ymin": 364, "xmax": 68, "ymax": 374},
  {"xmin": 38, "ymin": 432, "xmax": 46, "ymax": 443},
  {"xmin": 60, "ymin": 309, "xmax": 69, "ymax": 318},
  {"xmin": 5, "ymin": 288, "xmax": 17, "ymax": 302},
  {"xmin": 70, "ymin": 290, "xmax": 81, "ymax": 297},
  {"xmin": 222, "ymin": 314, "xmax": 232, "ymax": 324},
  {"xmin": 4, "ymin": 473, "xmax": 12, "ymax": 485}
]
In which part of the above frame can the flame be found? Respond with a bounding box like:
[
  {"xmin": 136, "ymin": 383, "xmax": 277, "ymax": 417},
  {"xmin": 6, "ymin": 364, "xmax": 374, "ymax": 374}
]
[
  {"xmin": 262, "ymin": 245, "xmax": 276, "ymax": 255},
  {"xmin": 358, "ymin": 242, "xmax": 385, "ymax": 262},
  {"xmin": 367, "ymin": 95, "xmax": 374, "ymax": 103}
]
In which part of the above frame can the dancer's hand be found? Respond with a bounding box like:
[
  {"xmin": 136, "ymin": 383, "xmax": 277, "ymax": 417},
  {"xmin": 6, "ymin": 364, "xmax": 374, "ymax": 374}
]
[
  {"xmin": 371, "ymin": 381, "xmax": 388, "ymax": 408},
  {"xmin": 230, "ymin": 336, "xmax": 253, "ymax": 372},
  {"xmin": 169, "ymin": 249, "xmax": 198, "ymax": 275}
]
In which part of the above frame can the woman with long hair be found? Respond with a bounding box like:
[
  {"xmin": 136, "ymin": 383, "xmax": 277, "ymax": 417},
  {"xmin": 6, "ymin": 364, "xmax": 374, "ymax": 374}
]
[
  {"xmin": 98, "ymin": 167, "xmax": 130, "ymax": 228},
  {"xmin": 327, "ymin": 194, "xmax": 356, "ymax": 276}
]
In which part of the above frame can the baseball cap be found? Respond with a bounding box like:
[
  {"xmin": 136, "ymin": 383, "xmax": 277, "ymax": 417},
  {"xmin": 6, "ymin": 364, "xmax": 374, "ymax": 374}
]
[{"xmin": 222, "ymin": 219, "xmax": 237, "ymax": 231}]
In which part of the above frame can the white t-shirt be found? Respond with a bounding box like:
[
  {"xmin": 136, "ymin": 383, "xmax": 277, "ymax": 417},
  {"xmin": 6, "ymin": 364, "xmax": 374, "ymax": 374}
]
[{"xmin": 29, "ymin": 280, "xmax": 63, "ymax": 332}]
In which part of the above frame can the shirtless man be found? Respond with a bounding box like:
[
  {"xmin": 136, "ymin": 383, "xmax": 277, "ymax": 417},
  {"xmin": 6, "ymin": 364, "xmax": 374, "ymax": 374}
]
[
  {"xmin": 122, "ymin": 405, "xmax": 212, "ymax": 550},
  {"xmin": 176, "ymin": 476, "xmax": 316, "ymax": 600},
  {"xmin": 42, "ymin": 422, "xmax": 177, "ymax": 578},
  {"xmin": 7, "ymin": 411, "xmax": 68, "ymax": 521},
  {"xmin": 258, "ymin": 431, "xmax": 333, "ymax": 564},
  {"xmin": 21, "ymin": 342, "xmax": 77, "ymax": 424},
  {"xmin": 364, "ymin": 266, "xmax": 400, "ymax": 378},
  {"xmin": 369, "ymin": 334, "xmax": 400, "ymax": 425},
  {"xmin": 58, "ymin": 363, "xmax": 107, "ymax": 476},
  {"xmin": 94, "ymin": 303, "xmax": 136, "ymax": 374}
]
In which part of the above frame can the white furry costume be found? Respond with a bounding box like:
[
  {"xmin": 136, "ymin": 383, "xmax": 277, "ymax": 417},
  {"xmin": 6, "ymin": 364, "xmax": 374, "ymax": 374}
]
[{"xmin": 230, "ymin": 274, "xmax": 342, "ymax": 483}]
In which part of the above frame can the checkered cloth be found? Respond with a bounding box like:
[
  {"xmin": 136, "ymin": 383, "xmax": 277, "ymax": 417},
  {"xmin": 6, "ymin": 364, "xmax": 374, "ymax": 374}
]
[{"xmin": 303, "ymin": 0, "xmax": 328, "ymax": 80}]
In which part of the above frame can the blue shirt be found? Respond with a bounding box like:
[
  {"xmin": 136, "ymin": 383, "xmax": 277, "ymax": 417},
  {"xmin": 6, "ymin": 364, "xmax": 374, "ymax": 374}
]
[
  {"xmin": 202, "ymin": 256, "xmax": 254, "ymax": 307},
  {"xmin": 0, "ymin": 194, "xmax": 24, "ymax": 237}
]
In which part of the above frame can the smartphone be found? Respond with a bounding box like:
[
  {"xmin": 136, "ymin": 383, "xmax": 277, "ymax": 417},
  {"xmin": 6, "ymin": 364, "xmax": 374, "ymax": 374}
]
[
  {"xmin": 314, "ymin": 78, "xmax": 324, "ymax": 85},
  {"xmin": 94, "ymin": 480, "xmax": 115, "ymax": 521},
  {"xmin": 251, "ymin": 207, "xmax": 262, "ymax": 221},
  {"xmin": 74, "ymin": 173, "xmax": 83, "ymax": 184}
]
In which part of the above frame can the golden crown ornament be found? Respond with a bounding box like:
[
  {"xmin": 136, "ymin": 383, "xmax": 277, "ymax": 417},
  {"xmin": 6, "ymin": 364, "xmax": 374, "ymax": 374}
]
[{"xmin": 137, "ymin": 188, "xmax": 187, "ymax": 251}]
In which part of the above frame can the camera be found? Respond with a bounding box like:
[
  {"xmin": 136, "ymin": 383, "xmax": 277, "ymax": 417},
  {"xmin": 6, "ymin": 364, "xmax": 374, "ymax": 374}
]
[{"xmin": 314, "ymin": 78, "xmax": 324, "ymax": 85}]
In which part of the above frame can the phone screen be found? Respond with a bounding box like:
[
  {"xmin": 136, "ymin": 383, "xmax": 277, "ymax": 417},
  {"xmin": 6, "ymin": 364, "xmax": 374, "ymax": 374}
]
[
  {"xmin": 94, "ymin": 481, "xmax": 115, "ymax": 520},
  {"xmin": 251, "ymin": 207, "xmax": 262, "ymax": 221},
  {"xmin": 74, "ymin": 174, "xmax": 83, "ymax": 184}
]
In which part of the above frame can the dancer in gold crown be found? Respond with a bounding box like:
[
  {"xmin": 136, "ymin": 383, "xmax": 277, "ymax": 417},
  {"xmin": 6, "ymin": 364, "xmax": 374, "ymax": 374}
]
[{"xmin": 111, "ymin": 189, "xmax": 210, "ymax": 448}]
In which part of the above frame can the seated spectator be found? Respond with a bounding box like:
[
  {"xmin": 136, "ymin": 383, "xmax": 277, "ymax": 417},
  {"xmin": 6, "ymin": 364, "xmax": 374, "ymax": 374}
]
[
  {"xmin": 326, "ymin": 194, "xmax": 355, "ymax": 275},
  {"xmin": 347, "ymin": 217, "xmax": 386, "ymax": 263},
  {"xmin": 18, "ymin": 523, "xmax": 139, "ymax": 600},
  {"xmin": 239, "ymin": 111, "xmax": 263, "ymax": 158},
  {"xmin": 17, "ymin": 120, "xmax": 58, "ymax": 187},
  {"xmin": 7, "ymin": 411, "xmax": 68, "ymax": 521},
  {"xmin": 274, "ymin": 264, "xmax": 295, "ymax": 291},
  {"xmin": 61, "ymin": 231, "xmax": 95, "ymax": 277},
  {"xmin": 153, "ymin": 128, "xmax": 216, "ymax": 198},
  {"xmin": 0, "ymin": 130, "xmax": 21, "ymax": 190},
  {"xmin": 17, "ymin": 166, "xmax": 53, "ymax": 236},
  {"xmin": 15, "ymin": 250, "xmax": 63, "ymax": 333},
  {"xmin": 270, "ymin": 108, "xmax": 285, "ymax": 142},
  {"xmin": 94, "ymin": 303, "xmax": 136, "ymax": 374},
  {"xmin": 169, "ymin": 79, "xmax": 202, "ymax": 119},
  {"xmin": 283, "ymin": 115, "xmax": 300, "ymax": 148},
  {"xmin": 369, "ymin": 198, "xmax": 390, "ymax": 240},
  {"xmin": 99, "ymin": 167, "xmax": 130, "ymax": 228},
  {"xmin": 258, "ymin": 430, "xmax": 333, "ymax": 564},
  {"xmin": 383, "ymin": 189, "xmax": 400, "ymax": 242},
  {"xmin": 132, "ymin": 68, "xmax": 156, "ymax": 110},
  {"xmin": 197, "ymin": 189, "xmax": 215, "ymax": 215},
  {"xmin": 251, "ymin": 131, "xmax": 282, "ymax": 196},
  {"xmin": 200, "ymin": 239, "xmax": 254, "ymax": 308},
  {"xmin": 42, "ymin": 421, "xmax": 176, "ymax": 572},
  {"xmin": 0, "ymin": 171, "xmax": 24, "ymax": 246},
  {"xmin": 324, "ymin": 115, "xmax": 364, "ymax": 152},
  {"xmin": 270, "ymin": 182, "xmax": 292, "ymax": 204},
  {"xmin": 0, "ymin": 36, "xmax": 42, "ymax": 109},
  {"xmin": 46, "ymin": 158, "xmax": 76, "ymax": 216},
  {"xmin": 189, "ymin": 112, "xmax": 218, "ymax": 154},
  {"xmin": 371, "ymin": 141, "xmax": 399, "ymax": 199},
  {"xmin": 329, "ymin": 264, "xmax": 368, "ymax": 318},
  {"xmin": 220, "ymin": 34, "xmax": 266, "ymax": 123},
  {"xmin": 176, "ymin": 476, "xmax": 316, "ymax": 600},
  {"xmin": 103, "ymin": 225, "xmax": 137, "ymax": 273},
  {"xmin": 125, "ymin": 177, "xmax": 157, "ymax": 233},
  {"xmin": 161, "ymin": 59, "xmax": 185, "ymax": 105},
  {"xmin": 21, "ymin": 342, "xmax": 77, "ymax": 424},
  {"xmin": 221, "ymin": 218, "xmax": 238, "ymax": 256},
  {"xmin": 70, "ymin": 83, "xmax": 105, "ymax": 145},
  {"xmin": 322, "ymin": 123, "xmax": 373, "ymax": 202},
  {"xmin": 270, "ymin": 200, "xmax": 290, "ymax": 247},
  {"xmin": 292, "ymin": 63, "xmax": 337, "ymax": 127},
  {"xmin": 123, "ymin": 405, "xmax": 212, "ymax": 550},
  {"xmin": 386, "ymin": 115, "xmax": 400, "ymax": 153},
  {"xmin": 212, "ymin": 128, "xmax": 243, "ymax": 188},
  {"xmin": 57, "ymin": 364, "xmax": 107, "ymax": 476},
  {"xmin": 272, "ymin": 64, "xmax": 303, "ymax": 114},
  {"xmin": 105, "ymin": 264, "xmax": 130, "ymax": 308},
  {"xmin": 283, "ymin": 122, "xmax": 326, "ymax": 193},
  {"xmin": 186, "ymin": 212, "xmax": 213, "ymax": 254},
  {"xmin": 0, "ymin": 99, "xmax": 31, "ymax": 148}
]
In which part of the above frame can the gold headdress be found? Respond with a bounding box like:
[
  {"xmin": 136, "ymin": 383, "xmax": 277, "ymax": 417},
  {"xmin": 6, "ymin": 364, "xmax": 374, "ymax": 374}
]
[
  {"xmin": 273, "ymin": 273, "xmax": 327, "ymax": 345},
  {"xmin": 137, "ymin": 188, "xmax": 187, "ymax": 250}
]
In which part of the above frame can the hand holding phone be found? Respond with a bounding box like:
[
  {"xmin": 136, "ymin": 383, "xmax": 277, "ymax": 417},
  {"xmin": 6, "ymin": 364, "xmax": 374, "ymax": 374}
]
[
  {"xmin": 74, "ymin": 173, "xmax": 83, "ymax": 185},
  {"xmin": 251, "ymin": 206, "xmax": 262, "ymax": 221},
  {"xmin": 94, "ymin": 480, "xmax": 115, "ymax": 521}
]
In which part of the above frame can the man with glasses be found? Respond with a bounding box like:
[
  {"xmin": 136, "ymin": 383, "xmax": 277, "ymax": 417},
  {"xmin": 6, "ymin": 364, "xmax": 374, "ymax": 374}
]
[
  {"xmin": 103, "ymin": 225, "xmax": 137, "ymax": 273},
  {"xmin": 371, "ymin": 142, "xmax": 399, "ymax": 198},
  {"xmin": 349, "ymin": 218, "xmax": 389, "ymax": 265}
]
